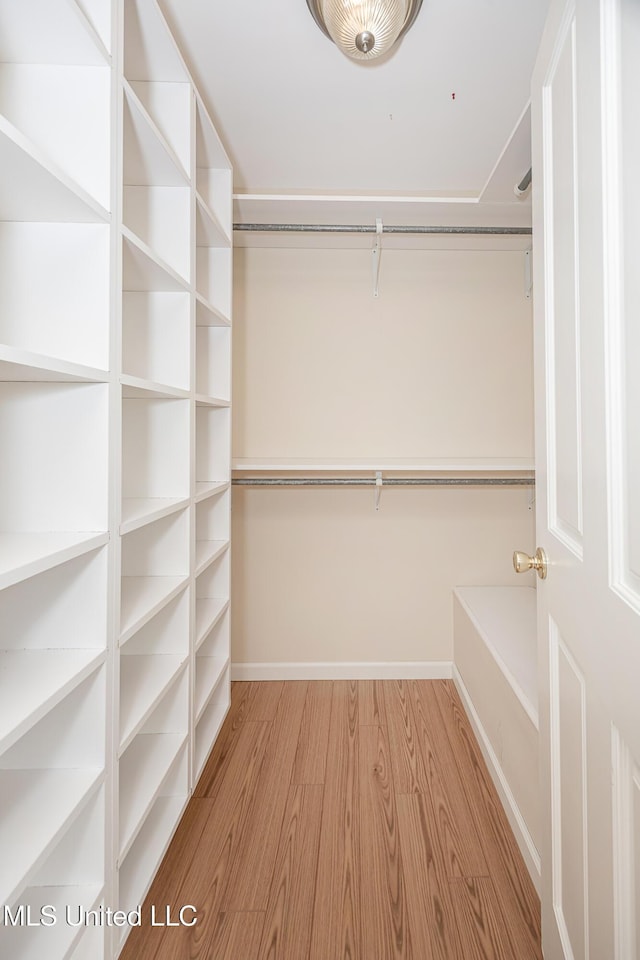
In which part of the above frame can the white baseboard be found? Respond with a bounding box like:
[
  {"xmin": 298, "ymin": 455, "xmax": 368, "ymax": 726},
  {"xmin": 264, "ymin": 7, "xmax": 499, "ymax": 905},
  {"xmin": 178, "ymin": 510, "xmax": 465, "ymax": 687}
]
[
  {"xmin": 231, "ymin": 661, "xmax": 453, "ymax": 681},
  {"xmin": 453, "ymin": 665, "xmax": 541, "ymax": 892}
]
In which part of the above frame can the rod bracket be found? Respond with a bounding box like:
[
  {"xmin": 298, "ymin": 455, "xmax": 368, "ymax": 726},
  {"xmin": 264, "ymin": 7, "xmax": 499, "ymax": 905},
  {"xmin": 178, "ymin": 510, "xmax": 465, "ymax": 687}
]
[
  {"xmin": 375, "ymin": 471, "xmax": 383, "ymax": 511},
  {"xmin": 372, "ymin": 218, "xmax": 383, "ymax": 297}
]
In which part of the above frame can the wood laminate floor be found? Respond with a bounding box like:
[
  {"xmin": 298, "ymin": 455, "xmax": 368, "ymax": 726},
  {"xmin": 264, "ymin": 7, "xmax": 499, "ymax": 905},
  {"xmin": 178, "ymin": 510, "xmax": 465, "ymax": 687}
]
[{"xmin": 120, "ymin": 680, "xmax": 542, "ymax": 960}]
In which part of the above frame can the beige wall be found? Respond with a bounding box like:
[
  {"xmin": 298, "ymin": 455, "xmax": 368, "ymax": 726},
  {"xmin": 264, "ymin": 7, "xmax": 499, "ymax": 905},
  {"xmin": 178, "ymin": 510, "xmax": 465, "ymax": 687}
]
[
  {"xmin": 231, "ymin": 245, "xmax": 535, "ymax": 669},
  {"xmin": 233, "ymin": 246, "xmax": 534, "ymax": 459}
]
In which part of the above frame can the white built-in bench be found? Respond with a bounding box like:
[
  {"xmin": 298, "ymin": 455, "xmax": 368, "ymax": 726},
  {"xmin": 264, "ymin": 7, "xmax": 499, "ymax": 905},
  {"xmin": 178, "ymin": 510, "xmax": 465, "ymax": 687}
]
[{"xmin": 453, "ymin": 586, "xmax": 540, "ymax": 890}]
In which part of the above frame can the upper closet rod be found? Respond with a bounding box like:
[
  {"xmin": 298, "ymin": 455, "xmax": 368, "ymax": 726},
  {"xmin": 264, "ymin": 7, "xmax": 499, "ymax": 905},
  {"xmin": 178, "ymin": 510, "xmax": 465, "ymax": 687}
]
[
  {"xmin": 233, "ymin": 223, "xmax": 532, "ymax": 236},
  {"xmin": 233, "ymin": 477, "xmax": 534, "ymax": 487}
]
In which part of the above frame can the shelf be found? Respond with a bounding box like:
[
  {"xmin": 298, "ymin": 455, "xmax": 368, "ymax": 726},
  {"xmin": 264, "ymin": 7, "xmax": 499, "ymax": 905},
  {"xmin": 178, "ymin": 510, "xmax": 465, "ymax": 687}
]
[
  {"xmin": 195, "ymin": 539, "xmax": 228, "ymax": 578},
  {"xmin": 123, "ymin": 185, "xmax": 190, "ymax": 282},
  {"xmin": 120, "ymin": 497, "xmax": 189, "ymax": 535},
  {"xmin": 0, "ymin": 117, "xmax": 109, "ymax": 222},
  {"xmin": 0, "ymin": 768, "xmax": 102, "ymax": 907},
  {"xmin": 196, "ymin": 325, "xmax": 231, "ymax": 402},
  {"xmin": 196, "ymin": 406, "xmax": 231, "ymax": 482},
  {"xmin": 196, "ymin": 193, "xmax": 230, "ymax": 248},
  {"xmin": 0, "ymin": 0, "xmax": 110, "ymax": 65},
  {"xmin": 195, "ymin": 598, "xmax": 229, "ymax": 649},
  {"xmin": 119, "ymin": 655, "xmax": 188, "ymax": 753},
  {"xmin": 194, "ymin": 481, "xmax": 230, "ymax": 504},
  {"xmin": 128, "ymin": 80, "xmax": 190, "ymax": 177},
  {"xmin": 0, "ymin": 345, "xmax": 108, "ymax": 383},
  {"xmin": 118, "ymin": 794, "xmax": 187, "ymax": 914},
  {"xmin": 122, "ymin": 395, "xmax": 190, "ymax": 500},
  {"xmin": 0, "ymin": 223, "xmax": 110, "ymax": 369},
  {"xmin": 118, "ymin": 732, "xmax": 187, "ymax": 862},
  {"xmin": 196, "ymin": 294, "xmax": 230, "ymax": 328},
  {"xmin": 120, "ymin": 576, "xmax": 188, "ymax": 643},
  {"xmin": 0, "ymin": 649, "xmax": 106, "ymax": 755},
  {"xmin": 122, "ymin": 290, "xmax": 190, "ymax": 391},
  {"xmin": 232, "ymin": 457, "xmax": 536, "ymax": 475},
  {"xmin": 0, "ymin": 63, "xmax": 110, "ymax": 210},
  {"xmin": 195, "ymin": 246, "xmax": 232, "ymax": 320},
  {"xmin": 195, "ymin": 394, "xmax": 229, "ymax": 407},
  {"xmin": 124, "ymin": 0, "xmax": 190, "ymax": 84},
  {"xmin": 121, "ymin": 374, "xmax": 190, "ymax": 400},
  {"xmin": 0, "ymin": 883, "xmax": 104, "ymax": 960},
  {"xmin": 194, "ymin": 677, "xmax": 230, "ymax": 780},
  {"xmin": 123, "ymin": 81, "xmax": 187, "ymax": 188},
  {"xmin": 122, "ymin": 228, "xmax": 189, "ymax": 293},
  {"xmin": 0, "ymin": 547, "xmax": 108, "ymax": 653},
  {"xmin": 195, "ymin": 656, "xmax": 230, "ymax": 724},
  {"xmin": 0, "ymin": 532, "xmax": 108, "ymax": 592}
]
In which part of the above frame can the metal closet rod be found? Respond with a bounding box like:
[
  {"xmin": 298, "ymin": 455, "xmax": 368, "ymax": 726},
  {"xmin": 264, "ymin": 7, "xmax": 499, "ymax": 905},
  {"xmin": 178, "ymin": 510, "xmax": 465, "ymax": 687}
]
[
  {"xmin": 233, "ymin": 477, "xmax": 535, "ymax": 487},
  {"xmin": 233, "ymin": 223, "xmax": 532, "ymax": 236}
]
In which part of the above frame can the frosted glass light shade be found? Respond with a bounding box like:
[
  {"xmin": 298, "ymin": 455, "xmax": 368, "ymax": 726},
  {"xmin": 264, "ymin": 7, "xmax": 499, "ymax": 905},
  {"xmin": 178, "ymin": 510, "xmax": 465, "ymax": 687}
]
[{"xmin": 320, "ymin": 0, "xmax": 410, "ymax": 60}]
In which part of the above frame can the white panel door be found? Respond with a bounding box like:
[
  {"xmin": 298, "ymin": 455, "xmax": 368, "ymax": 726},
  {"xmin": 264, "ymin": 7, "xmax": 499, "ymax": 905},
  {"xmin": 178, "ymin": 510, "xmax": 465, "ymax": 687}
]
[{"xmin": 531, "ymin": 0, "xmax": 640, "ymax": 957}]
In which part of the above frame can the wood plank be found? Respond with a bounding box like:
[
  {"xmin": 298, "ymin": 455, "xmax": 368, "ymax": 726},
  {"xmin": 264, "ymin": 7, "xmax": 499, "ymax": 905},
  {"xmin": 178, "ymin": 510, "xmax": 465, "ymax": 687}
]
[
  {"xmin": 193, "ymin": 680, "xmax": 257, "ymax": 798},
  {"xmin": 449, "ymin": 876, "xmax": 523, "ymax": 959},
  {"xmin": 207, "ymin": 911, "xmax": 265, "ymax": 959},
  {"xmin": 396, "ymin": 793, "xmax": 463, "ymax": 960},
  {"xmin": 118, "ymin": 798, "xmax": 215, "ymax": 960},
  {"xmin": 433, "ymin": 680, "xmax": 542, "ymax": 959},
  {"xmin": 309, "ymin": 680, "xmax": 360, "ymax": 960},
  {"xmin": 408, "ymin": 680, "xmax": 488, "ymax": 878},
  {"xmin": 291, "ymin": 680, "xmax": 333, "ymax": 785},
  {"xmin": 138, "ymin": 719, "xmax": 272, "ymax": 960},
  {"xmin": 222, "ymin": 681, "xmax": 308, "ymax": 912},
  {"xmin": 242, "ymin": 679, "xmax": 284, "ymax": 721},
  {"xmin": 258, "ymin": 784, "xmax": 324, "ymax": 959},
  {"xmin": 359, "ymin": 723, "xmax": 411, "ymax": 958},
  {"xmin": 383, "ymin": 679, "xmax": 428, "ymax": 795},
  {"xmin": 358, "ymin": 679, "xmax": 387, "ymax": 726}
]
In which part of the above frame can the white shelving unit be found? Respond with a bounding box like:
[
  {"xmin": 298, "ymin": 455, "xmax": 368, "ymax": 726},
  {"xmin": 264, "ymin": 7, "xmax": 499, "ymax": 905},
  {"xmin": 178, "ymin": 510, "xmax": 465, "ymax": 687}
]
[{"xmin": 0, "ymin": 0, "xmax": 232, "ymax": 957}]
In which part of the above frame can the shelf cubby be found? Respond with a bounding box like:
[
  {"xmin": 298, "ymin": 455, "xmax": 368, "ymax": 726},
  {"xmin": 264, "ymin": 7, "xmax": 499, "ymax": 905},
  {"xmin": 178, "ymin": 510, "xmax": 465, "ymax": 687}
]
[
  {"xmin": 194, "ymin": 664, "xmax": 230, "ymax": 779},
  {"xmin": 68, "ymin": 922, "xmax": 105, "ymax": 960},
  {"xmin": 195, "ymin": 597, "xmax": 229, "ymax": 651},
  {"xmin": 122, "ymin": 290, "xmax": 190, "ymax": 391},
  {"xmin": 0, "ymin": 668, "xmax": 105, "ymax": 908},
  {"xmin": 128, "ymin": 80, "xmax": 191, "ymax": 177},
  {"xmin": 196, "ymin": 603, "xmax": 230, "ymax": 658},
  {"xmin": 118, "ymin": 670, "xmax": 188, "ymax": 862},
  {"xmin": 122, "ymin": 395, "xmax": 190, "ymax": 499},
  {"xmin": 122, "ymin": 229, "xmax": 188, "ymax": 293},
  {"xmin": 195, "ymin": 325, "xmax": 231, "ymax": 402},
  {"xmin": 123, "ymin": 185, "xmax": 190, "ymax": 283},
  {"xmin": 195, "ymin": 405, "xmax": 231, "ymax": 483},
  {"xmin": 119, "ymin": 590, "xmax": 190, "ymax": 751},
  {"xmin": 117, "ymin": 751, "xmax": 188, "ymax": 916},
  {"xmin": 196, "ymin": 549, "xmax": 230, "ymax": 612},
  {"xmin": 0, "ymin": 787, "xmax": 105, "ymax": 960},
  {"xmin": 120, "ymin": 509, "xmax": 190, "ymax": 641},
  {"xmin": 196, "ymin": 292, "xmax": 231, "ymax": 328},
  {"xmin": 123, "ymin": 83, "xmax": 187, "ymax": 188},
  {"xmin": 0, "ymin": 0, "xmax": 109, "ymax": 66},
  {"xmin": 0, "ymin": 120, "xmax": 108, "ymax": 223},
  {"xmin": 124, "ymin": 0, "xmax": 190, "ymax": 86},
  {"xmin": 0, "ymin": 383, "xmax": 108, "ymax": 531},
  {"xmin": 195, "ymin": 98, "xmax": 232, "ymax": 241},
  {"xmin": 195, "ymin": 246, "xmax": 231, "ymax": 322},
  {"xmin": 0, "ymin": 63, "xmax": 110, "ymax": 210},
  {"xmin": 195, "ymin": 487, "xmax": 230, "ymax": 577},
  {"xmin": 0, "ymin": 223, "xmax": 110, "ymax": 368}
]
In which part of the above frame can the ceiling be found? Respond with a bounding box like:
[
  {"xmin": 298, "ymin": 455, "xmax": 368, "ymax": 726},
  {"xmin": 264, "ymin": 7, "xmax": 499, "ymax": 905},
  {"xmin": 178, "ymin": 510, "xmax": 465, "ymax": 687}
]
[{"xmin": 160, "ymin": 0, "xmax": 549, "ymax": 235}]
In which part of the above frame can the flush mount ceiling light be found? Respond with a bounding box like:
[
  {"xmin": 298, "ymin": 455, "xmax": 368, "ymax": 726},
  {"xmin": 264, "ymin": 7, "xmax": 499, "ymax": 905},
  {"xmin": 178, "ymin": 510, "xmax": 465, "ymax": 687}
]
[{"xmin": 307, "ymin": 0, "xmax": 423, "ymax": 61}]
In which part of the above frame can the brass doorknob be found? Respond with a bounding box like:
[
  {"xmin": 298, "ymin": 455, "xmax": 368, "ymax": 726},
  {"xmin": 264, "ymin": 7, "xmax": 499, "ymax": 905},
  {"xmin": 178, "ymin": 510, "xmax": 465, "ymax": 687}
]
[{"xmin": 513, "ymin": 547, "xmax": 548, "ymax": 580}]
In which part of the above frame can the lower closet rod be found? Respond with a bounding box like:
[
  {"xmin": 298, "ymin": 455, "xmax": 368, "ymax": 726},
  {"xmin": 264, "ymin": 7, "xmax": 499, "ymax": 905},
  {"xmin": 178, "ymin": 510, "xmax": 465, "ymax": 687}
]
[{"xmin": 232, "ymin": 478, "xmax": 534, "ymax": 487}]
